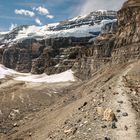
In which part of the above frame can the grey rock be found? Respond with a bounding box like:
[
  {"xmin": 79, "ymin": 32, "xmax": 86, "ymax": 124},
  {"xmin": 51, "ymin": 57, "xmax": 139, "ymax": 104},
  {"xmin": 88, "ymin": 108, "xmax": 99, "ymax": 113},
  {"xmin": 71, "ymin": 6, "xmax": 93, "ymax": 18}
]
[
  {"xmin": 101, "ymin": 125, "xmax": 107, "ymax": 128},
  {"xmin": 104, "ymin": 137, "xmax": 111, "ymax": 140},
  {"xmin": 116, "ymin": 109, "xmax": 121, "ymax": 113},
  {"xmin": 122, "ymin": 112, "xmax": 128, "ymax": 117},
  {"xmin": 117, "ymin": 100, "xmax": 123, "ymax": 104},
  {"xmin": 111, "ymin": 121, "xmax": 117, "ymax": 129}
]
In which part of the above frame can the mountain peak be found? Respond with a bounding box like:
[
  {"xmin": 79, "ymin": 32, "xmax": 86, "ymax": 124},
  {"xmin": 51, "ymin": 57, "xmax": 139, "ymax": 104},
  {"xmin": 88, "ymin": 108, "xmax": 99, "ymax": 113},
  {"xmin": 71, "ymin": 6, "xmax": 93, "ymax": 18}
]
[{"xmin": 0, "ymin": 10, "xmax": 117, "ymax": 46}]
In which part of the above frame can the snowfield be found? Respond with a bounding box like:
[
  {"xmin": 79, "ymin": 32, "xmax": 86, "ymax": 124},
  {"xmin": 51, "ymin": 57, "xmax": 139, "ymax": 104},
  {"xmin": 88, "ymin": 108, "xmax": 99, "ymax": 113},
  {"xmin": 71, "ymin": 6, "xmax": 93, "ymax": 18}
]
[
  {"xmin": 14, "ymin": 70, "xmax": 75, "ymax": 83},
  {"xmin": 0, "ymin": 64, "xmax": 26, "ymax": 79},
  {"xmin": 14, "ymin": 19, "xmax": 116, "ymax": 41},
  {"xmin": 0, "ymin": 64, "xmax": 75, "ymax": 83}
]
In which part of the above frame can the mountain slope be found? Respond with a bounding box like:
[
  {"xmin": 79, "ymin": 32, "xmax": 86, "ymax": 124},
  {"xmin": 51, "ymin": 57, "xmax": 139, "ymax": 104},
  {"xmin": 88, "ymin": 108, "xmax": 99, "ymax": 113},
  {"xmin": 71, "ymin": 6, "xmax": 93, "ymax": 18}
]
[{"xmin": 0, "ymin": 1, "xmax": 140, "ymax": 139}]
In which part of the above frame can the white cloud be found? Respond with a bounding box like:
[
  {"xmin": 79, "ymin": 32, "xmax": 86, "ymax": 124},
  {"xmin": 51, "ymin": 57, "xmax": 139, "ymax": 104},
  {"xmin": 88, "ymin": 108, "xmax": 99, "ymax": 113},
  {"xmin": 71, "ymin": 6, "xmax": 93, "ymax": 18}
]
[
  {"xmin": 15, "ymin": 9, "xmax": 35, "ymax": 17},
  {"xmin": 79, "ymin": 0, "xmax": 125, "ymax": 15},
  {"xmin": 33, "ymin": 6, "xmax": 54, "ymax": 20},
  {"xmin": 9, "ymin": 23, "xmax": 17, "ymax": 31},
  {"xmin": 34, "ymin": 6, "xmax": 49, "ymax": 15},
  {"xmin": 46, "ymin": 15, "xmax": 54, "ymax": 19},
  {"xmin": 35, "ymin": 18, "xmax": 42, "ymax": 25}
]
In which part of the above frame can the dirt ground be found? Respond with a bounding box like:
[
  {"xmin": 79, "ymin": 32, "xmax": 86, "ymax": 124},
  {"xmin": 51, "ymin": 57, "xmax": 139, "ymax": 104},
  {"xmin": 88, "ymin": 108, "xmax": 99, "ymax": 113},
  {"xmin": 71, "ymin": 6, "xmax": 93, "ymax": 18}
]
[{"xmin": 0, "ymin": 60, "xmax": 140, "ymax": 140}]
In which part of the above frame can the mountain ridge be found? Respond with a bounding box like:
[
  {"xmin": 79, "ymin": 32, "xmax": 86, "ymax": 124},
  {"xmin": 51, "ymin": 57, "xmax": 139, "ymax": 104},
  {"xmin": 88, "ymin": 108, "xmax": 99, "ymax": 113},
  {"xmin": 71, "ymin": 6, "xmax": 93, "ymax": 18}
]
[
  {"xmin": 0, "ymin": 0, "xmax": 140, "ymax": 140},
  {"xmin": 0, "ymin": 10, "xmax": 117, "ymax": 45}
]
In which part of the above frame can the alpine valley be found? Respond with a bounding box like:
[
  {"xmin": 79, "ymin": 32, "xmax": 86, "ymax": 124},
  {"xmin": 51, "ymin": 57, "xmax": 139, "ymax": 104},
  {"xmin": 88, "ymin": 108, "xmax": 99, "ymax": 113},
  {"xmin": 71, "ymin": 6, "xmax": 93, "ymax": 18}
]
[{"xmin": 0, "ymin": 0, "xmax": 140, "ymax": 140}]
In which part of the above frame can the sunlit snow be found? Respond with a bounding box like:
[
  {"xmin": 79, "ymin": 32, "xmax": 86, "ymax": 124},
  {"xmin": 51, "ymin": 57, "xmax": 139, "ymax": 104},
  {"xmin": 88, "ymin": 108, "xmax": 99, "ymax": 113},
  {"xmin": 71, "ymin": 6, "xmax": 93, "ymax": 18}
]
[
  {"xmin": 0, "ymin": 64, "xmax": 75, "ymax": 83},
  {"xmin": 14, "ymin": 70, "xmax": 75, "ymax": 83},
  {"xmin": 13, "ymin": 19, "xmax": 116, "ymax": 41}
]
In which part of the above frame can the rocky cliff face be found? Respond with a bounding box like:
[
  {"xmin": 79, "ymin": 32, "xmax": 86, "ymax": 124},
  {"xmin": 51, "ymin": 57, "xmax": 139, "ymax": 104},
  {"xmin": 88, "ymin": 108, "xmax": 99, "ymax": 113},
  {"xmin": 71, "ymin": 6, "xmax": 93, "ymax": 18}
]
[
  {"xmin": 0, "ymin": 37, "xmax": 93, "ymax": 74},
  {"xmin": 73, "ymin": 0, "xmax": 140, "ymax": 79},
  {"xmin": 112, "ymin": 0, "xmax": 140, "ymax": 63},
  {"xmin": 116, "ymin": 1, "xmax": 140, "ymax": 45},
  {"xmin": 1, "ymin": 39, "xmax": 45, "ymax": 72}
]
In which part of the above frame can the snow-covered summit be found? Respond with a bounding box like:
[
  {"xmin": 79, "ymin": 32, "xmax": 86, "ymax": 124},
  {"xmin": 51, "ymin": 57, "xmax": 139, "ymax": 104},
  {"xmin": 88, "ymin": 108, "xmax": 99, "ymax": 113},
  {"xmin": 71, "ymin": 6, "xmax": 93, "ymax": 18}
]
[
  {"xmin": 0, "ymin": 10, "xmax": 117, "ymax": 46},
  {"xmin": 55, "ymin": 10, "xmax": 116, "ymax": 31}
]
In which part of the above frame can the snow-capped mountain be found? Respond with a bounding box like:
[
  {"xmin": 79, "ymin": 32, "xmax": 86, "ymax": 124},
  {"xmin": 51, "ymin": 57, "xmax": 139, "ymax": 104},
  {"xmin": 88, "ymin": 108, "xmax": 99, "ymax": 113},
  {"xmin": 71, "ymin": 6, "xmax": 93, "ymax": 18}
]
[
  {"xmin": 0, "ymin": 10, "xmax": 117, "ymax": 47},
  {"xmin": 53, "ymin": 10, "xmax": 116, "ymax": 31}
]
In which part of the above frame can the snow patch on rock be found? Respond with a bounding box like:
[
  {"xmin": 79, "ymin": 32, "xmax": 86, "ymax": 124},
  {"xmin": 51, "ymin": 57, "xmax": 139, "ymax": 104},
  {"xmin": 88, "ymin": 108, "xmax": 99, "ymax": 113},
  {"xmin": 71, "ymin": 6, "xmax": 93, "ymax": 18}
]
[
  {"xmin": 0, "ymin": 64, "xmax": 75, "ymax": 83},
  {"xmin": 14, "ymin": 70, "xmax": 75, "ymax": 83}
]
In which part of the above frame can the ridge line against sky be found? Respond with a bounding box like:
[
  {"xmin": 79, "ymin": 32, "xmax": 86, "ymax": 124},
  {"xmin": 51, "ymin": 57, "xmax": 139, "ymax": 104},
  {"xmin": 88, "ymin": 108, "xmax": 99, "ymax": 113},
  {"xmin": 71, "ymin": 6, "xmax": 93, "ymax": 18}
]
[{"xmin": 0, "ymin": 0, "xmax": 125, "ymax": 31}]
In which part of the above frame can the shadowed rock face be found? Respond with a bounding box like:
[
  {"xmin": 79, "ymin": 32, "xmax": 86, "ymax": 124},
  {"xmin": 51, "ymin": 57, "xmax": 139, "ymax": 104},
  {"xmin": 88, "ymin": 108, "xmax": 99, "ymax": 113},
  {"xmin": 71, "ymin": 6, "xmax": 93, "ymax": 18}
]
[
  {"xmin": 1, "ymin": 36, "xmax": 93, "ymax": 74},
  {"xmin": 2, "ymin": 39, "xmax": 45, "ymax": 73}
]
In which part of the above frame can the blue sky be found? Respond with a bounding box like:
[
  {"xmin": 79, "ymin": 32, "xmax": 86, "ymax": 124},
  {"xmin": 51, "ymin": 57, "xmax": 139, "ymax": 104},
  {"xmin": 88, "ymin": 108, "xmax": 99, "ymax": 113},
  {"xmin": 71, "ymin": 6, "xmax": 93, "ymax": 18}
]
[
  {"xmin": 0, "ymin": 0, "xmax": 125, "ymax": 31},
  {"xmin": 0, "ymin": 0, "xmax": 84, "ymax": 31}
]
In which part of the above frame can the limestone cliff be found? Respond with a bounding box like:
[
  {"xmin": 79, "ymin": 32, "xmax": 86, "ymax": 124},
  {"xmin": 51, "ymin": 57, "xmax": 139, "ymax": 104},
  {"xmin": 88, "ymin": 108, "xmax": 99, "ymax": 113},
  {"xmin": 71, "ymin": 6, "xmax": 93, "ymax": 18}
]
[
  {"xmin": 73, "ymin": 0, "xmax": 140, "ymax": 79},
  {"xmin": 112, "ymin": 0, "xmax": 140, "ymax": 63}
]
